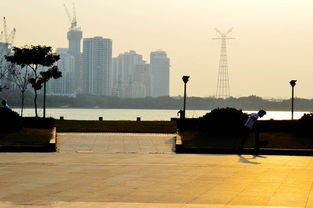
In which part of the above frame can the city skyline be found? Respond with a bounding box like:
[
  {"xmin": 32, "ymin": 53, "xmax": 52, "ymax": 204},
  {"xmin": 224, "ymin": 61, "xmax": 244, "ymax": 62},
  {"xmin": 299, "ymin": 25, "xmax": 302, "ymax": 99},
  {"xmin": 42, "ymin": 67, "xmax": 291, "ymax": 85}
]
[{"xmin": 1, "ymin": 0, "xmax": 313, "ymax": 98}]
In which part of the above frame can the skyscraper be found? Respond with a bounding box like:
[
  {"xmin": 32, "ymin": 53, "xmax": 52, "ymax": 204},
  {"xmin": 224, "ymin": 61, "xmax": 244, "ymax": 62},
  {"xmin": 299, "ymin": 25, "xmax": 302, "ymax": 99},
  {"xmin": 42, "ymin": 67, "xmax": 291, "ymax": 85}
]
[
  {"xmin": 112, "ymin": 51, "xmax": 150, "ymax": 98},
  {"xmin": 67, "ymin": 26, "xmax": 82, "ymax": 92},
  {"xmin": 150, "ymin": 51, "xmax": 170, "ymax": 97},
  {"xmin": 82, "ymin": 37, "xmax": 112, "ymax": 96},
  {"xmin": 67, "ymin": 30, "xmax": 82, "ymax": 57},
  {"xmin": 133, "ymin": 63, "xmax": 151, "ymax": 98},
  {"xmin": 0, "ymin": 43, "xmax": 15, "ymax": 90},
  {"xmin": 47, "ymin": 48, "xmax": 75, "ymax": 95}
]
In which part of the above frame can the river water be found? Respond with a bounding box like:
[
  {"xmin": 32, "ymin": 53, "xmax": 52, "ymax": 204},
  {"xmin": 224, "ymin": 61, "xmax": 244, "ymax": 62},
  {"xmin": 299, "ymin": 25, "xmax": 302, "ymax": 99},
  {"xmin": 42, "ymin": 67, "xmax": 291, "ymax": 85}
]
[{"xmin": 11, "ymin": 108, "xmax": 310, "ymax": 121}]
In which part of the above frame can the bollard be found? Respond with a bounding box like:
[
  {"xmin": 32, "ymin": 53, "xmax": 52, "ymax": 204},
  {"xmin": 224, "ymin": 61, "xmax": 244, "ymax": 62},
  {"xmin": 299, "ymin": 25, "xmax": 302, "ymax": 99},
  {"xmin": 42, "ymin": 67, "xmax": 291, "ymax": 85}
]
[
  {"xmin": 99, "ymin": 117, "xmax": 103, "ymax": 121},
  {"xmin": 60, "ymin": 116, "xmax": 64, "ymax": 120},
  {"xmin": 136, "ymin": 117, "xmax": 141, "ymax": 121}
]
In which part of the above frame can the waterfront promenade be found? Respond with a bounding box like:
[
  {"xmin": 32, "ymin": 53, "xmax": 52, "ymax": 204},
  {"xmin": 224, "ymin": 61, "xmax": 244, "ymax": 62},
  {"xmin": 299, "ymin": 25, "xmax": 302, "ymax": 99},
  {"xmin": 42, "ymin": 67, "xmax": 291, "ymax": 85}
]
[{"xmin": 1, "ymin": 133, "xmax": 313, "ymax": 207}]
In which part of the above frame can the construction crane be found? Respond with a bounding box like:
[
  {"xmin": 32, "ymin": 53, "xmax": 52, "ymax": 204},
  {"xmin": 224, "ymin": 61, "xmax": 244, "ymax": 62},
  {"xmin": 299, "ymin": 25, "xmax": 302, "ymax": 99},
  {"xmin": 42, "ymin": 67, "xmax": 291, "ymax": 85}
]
[
  {"xmin": 64, "ymin": 3, "xmax": 79, "ymax": 31},
  {"xmin": 0, "ymin": 17, "xmax": 16, "ymax": 46}
]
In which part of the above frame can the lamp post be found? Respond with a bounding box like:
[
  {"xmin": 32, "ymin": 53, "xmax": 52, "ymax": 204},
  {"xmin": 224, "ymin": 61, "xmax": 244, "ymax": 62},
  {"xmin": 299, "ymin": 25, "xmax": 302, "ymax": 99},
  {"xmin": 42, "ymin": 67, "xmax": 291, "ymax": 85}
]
[
  {"xmin": 181, "ymin": 76, "xmax": 190, "ymax": 119},
  {"xmin": 289, "ymin": 80, "xmax": 297, "ymax": 120}
]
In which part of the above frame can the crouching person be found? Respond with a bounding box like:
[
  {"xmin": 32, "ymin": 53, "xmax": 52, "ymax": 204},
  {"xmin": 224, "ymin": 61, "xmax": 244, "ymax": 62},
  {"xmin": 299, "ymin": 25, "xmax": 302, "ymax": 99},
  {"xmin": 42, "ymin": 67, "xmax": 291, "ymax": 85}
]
[{"xmin": 238, "ymin": 109, "xmax": 266, "ymax": 155}]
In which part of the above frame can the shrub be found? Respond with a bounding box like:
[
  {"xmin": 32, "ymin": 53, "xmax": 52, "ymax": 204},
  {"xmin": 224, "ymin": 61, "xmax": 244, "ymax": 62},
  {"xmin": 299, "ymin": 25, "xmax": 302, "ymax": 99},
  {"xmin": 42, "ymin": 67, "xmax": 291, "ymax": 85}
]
[
  {"xmin": 297, "ymin": 113, "xmax": 313, "ymax": 136},
  {"xmin": 22, "ymin": 117, "xmax": 55, "ymax": 129},
  {"xmin": 255, "ymin": 120, "xmax": 296, "ymax": 132},
  {"xmin": 198, "ymin": 108, "xmax": 248, "ymax": 137},
  {"xmin": 0, "ymin": 108, "xmax": 23, "ymax": 133},
  {"xmin": 177, "ymin": 118, "xmax": 199, "ymax": 132}
]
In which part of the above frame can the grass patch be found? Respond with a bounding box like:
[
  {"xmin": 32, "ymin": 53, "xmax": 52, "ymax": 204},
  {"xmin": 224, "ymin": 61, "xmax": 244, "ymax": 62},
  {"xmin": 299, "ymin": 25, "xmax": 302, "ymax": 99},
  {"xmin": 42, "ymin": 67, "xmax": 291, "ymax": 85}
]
[
  {"xmin": 182, "ymin": 132, "xmax": 313, "ymax": 149},
  {"xmin": 0, "ymin": 128, "xmax": 53, "ymax": 146},
  {"xmin": 55, "ymin": 120, "xmax": 177, "ymax": 133}
]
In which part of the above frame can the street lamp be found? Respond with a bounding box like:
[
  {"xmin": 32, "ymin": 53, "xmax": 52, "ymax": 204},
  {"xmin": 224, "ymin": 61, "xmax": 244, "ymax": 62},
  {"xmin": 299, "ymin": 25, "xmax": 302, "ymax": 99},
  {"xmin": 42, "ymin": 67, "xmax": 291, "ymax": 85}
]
[
  {"xmin": 181, "ymin": 76, "xmax": 190, "ymax": 119},
  {"xmin": 289, "ymin": 80, "xmax": 297, "ymax": 120}
]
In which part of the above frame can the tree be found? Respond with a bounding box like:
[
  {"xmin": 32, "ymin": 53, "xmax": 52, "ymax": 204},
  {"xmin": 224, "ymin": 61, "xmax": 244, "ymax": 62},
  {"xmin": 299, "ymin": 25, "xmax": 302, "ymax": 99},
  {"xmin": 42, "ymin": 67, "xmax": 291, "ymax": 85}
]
[
  {"xmin": 6, "ymin": 45, "xmax": 61, "ymax": 117},
  {"xmin": 40, "ymin": 66, "xmax": 62, "ymax": 118},
  {"xmin": 7, "ymin": 63, "xmax": 31, "ymax": 116}
]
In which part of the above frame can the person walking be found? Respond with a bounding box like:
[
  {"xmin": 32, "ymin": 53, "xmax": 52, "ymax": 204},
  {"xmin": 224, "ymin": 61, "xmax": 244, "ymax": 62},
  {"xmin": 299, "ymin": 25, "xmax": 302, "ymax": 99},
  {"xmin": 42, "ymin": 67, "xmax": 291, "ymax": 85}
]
[{"xmin": 238, "ymin": 109, "xmax": 266, "ymax": 155}]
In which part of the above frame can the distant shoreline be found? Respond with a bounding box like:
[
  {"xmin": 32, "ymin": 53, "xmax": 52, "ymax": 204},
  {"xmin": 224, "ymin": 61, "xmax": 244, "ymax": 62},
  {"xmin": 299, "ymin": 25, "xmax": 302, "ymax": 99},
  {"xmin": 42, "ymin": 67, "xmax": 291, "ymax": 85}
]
[
  {"xmin": 2, "ymin": 92, "xmax": 313, "ymax": 111},
  {"xmin": 10, "ymin": 108, "xmax": 308, "ymax": 121},
  {"xmin": 10, "ymin": 107, "xmax": 310, "ymax": 112}
]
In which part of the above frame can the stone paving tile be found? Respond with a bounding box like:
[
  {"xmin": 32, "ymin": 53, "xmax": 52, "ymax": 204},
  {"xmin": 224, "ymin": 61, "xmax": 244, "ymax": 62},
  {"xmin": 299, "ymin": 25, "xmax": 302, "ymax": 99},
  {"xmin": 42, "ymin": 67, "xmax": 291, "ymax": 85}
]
[
  {"xmin": 307, "ymin": 188, "xmax": 313, "ymax": 208},
  {"xmin": 0, "ymin": 152, "xmax": 313, "ymax": 207},
  {"xmin": 57, "ymin": 133, "xmax": 176, "ymax": 153},
  {"xmin": 0, "ymin": 202, "xmax": 305, "ymax": 208}
]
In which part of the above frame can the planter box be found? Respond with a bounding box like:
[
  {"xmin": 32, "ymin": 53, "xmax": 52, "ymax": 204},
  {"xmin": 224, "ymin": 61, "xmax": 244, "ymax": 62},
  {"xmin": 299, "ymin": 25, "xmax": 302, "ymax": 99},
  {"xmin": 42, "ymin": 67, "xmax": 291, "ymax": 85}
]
[
  {"xmin": 0, "ymin": 127, "xmax": 57, "ymax": 152},
  {"xmin": 176, "ymin": 118, "xmax": 313, "ymax": 155}
]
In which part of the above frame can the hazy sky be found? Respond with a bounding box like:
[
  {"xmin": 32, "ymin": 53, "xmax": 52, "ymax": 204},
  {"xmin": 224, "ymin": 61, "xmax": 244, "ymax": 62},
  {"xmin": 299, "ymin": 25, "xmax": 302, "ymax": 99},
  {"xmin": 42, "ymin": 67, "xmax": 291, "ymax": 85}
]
[{"xmin": 1, "ymin": 0, "xmax": 313, "ymax": 98}]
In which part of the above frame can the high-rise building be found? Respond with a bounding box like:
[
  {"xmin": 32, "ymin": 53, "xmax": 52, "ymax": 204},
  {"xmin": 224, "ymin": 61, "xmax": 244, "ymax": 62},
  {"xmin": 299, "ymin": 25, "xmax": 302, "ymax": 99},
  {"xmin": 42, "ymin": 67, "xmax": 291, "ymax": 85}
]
[
  {"xmin": 112, "ymin": 51, "xmax": 150, "ymax": 98},
  {"xmin": 47, "ymin": 48, "xmax": 75, "ymax": 95},
  {"xmin": 112, "ymin": 57, "xmax": 119, "ymax": 96},
  {"xmin": 82, "ymin": 37, "xmax": 112, "ymax": 96},
  {"xmin": 0, "ymin": 42, "xmax": 13, "ymax": 90},
  {"xmin": 150, "ymin": 51, "xmax": 170, "ymax": 97},
  {"xmin": 67, "ymin": 26, "xmax": 82, "ymax": 92},
  {"xmin": 133, "ymin": 63, "xmax": 151, "ymax": 98},
  {"xmin": 67, "ymin": 30, "xmax": 82, "ymax": 57}
]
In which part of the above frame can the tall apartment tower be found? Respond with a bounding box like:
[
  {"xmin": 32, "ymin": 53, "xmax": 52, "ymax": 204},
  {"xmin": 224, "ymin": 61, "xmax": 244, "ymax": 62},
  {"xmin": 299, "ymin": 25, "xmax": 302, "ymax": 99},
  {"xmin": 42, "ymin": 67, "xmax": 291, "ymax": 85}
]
[
  {"xmin": 133, "ymin": 63, "xmax": 151, "ymax": 98},
  {"xmin": 112, "ymin": 51, "xmax": 147, "ymax": 98},
  {"xmin": 150, "ymin": 51, "xmax": 170, "ymax": 97},
  {"xmin": 0, "ymin": 42, "xmax": 11, "ymax": 89},
  {"xmin": 67, "ymin": 30, "xmax": 82, "ymax": 56},
  {"xmin": 82, "ymin": 37, "xmax": 112, "ymax": 96},
  {"xmin": 47, "ymin": 48, "xmax": 75, "ymax": 95},
  {"xmin": 67, "ymin": 28, "xmax": 82, "ymax": 92}
]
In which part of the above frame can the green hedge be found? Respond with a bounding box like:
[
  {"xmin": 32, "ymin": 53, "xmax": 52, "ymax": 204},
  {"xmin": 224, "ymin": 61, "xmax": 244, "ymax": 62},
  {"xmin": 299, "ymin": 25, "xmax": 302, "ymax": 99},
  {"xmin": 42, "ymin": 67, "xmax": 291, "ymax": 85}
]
[
  {"xmin": 255, "ymin": 120, "xmax": 296, "ymax": 132},
  {"xmin": 297, "ymin": 113, "xmax": 313, "ymax": 136},
  {"xmin": 198, "ymin": 108, "xmax": 248, "ymax": 137},
  {"xmin": 22, "ymin": 117, "xmax": 55, "ymax": 129},
  {"xmin": 177, "ymin": 108, "xmax": 313, "ymax": 137},
  {"xmin": 177, "ymin": 108, "xmax": 248, "ymax": 137}
]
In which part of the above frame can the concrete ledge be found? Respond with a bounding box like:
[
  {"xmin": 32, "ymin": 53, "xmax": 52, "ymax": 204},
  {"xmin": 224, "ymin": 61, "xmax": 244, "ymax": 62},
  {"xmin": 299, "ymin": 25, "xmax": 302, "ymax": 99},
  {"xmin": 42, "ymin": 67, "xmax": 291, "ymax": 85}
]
[
  {"xmin": 0, "ymin": 127, "xmax": 57, "ymax": 152},
  {"xmin": 175, "ymin": 134, "xmax": 184, "ymax": 153},
  {"xmin": 0, "ymin": 145, "xmax": 56, "ymax": 152},
  {"xmin": 49, "ymin": 127, "xmax": 57, "ymax": 152},
  {"xmin": 176, "ymin": 147, "xmax": 313, "ymax": 156},
  {"xmin": 175, "ymin": 135, "xmax": 313, "ymax": 156}
]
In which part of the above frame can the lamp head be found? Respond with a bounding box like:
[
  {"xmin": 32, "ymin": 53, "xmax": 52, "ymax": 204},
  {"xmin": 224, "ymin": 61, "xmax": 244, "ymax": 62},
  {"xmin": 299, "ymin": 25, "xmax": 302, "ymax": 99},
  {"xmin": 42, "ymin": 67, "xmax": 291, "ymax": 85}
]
[
  {"xmin": 182, "ymin": 76, "xmax": 190, "ymax": 84},
  {"xmin": 290, "ymin": 80, "xmax": 297, "ymax": 87}
]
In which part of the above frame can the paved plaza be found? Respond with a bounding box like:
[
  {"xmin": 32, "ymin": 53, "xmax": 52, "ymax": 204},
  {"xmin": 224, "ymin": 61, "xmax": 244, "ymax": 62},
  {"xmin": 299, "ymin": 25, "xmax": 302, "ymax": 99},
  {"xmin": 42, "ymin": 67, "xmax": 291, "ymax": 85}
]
[
  {"xmin": 57, "ymin": 133, "xmax": 176, "ymax": 153},
  {"xmin": 0, "ymin": 133, "xmax": 313, "ymax": 207}
]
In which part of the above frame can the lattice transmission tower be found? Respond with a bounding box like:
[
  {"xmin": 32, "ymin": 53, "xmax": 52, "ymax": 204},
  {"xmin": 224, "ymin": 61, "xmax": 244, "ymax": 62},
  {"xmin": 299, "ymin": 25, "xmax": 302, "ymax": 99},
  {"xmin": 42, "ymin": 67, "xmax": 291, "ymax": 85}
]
[{"xmin": 213, "ymin": 28, "xmax": 234, "ymax": 98}]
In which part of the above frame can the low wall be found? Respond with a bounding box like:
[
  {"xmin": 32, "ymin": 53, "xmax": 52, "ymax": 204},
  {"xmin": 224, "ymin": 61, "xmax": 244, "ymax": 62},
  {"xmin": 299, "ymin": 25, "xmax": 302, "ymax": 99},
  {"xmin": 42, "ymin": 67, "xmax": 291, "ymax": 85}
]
[
  {"xmin": 176, "ymin": 118, "xmax": 313, "ymax": 155},
  {"xmin": 0, "ymin": 127, "xmax": 57, "ymax": 152}
]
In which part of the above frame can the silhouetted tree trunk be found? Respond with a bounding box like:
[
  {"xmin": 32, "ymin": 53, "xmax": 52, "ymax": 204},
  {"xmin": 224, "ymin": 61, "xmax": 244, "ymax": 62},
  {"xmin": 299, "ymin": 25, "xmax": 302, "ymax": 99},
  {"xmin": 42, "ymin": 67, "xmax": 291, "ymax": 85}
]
[
  {"xmin": 43, "ymin": 82, "xmax": 46, "ymax": 118},
  {"xmin": 21, "ymin": 90, "xmax": 25, "ymax": 117},
  {"xmin": 34, "ymin": 89, "xmax": 38, "ymax": 117}
]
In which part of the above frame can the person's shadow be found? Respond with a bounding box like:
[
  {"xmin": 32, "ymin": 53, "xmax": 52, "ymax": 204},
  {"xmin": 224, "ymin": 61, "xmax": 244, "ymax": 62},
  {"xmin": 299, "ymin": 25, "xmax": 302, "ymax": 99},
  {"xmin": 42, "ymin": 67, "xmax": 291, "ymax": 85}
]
[{"xmin": 238, "ymin": 155, "xmax": 266, "ymax": 164}]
